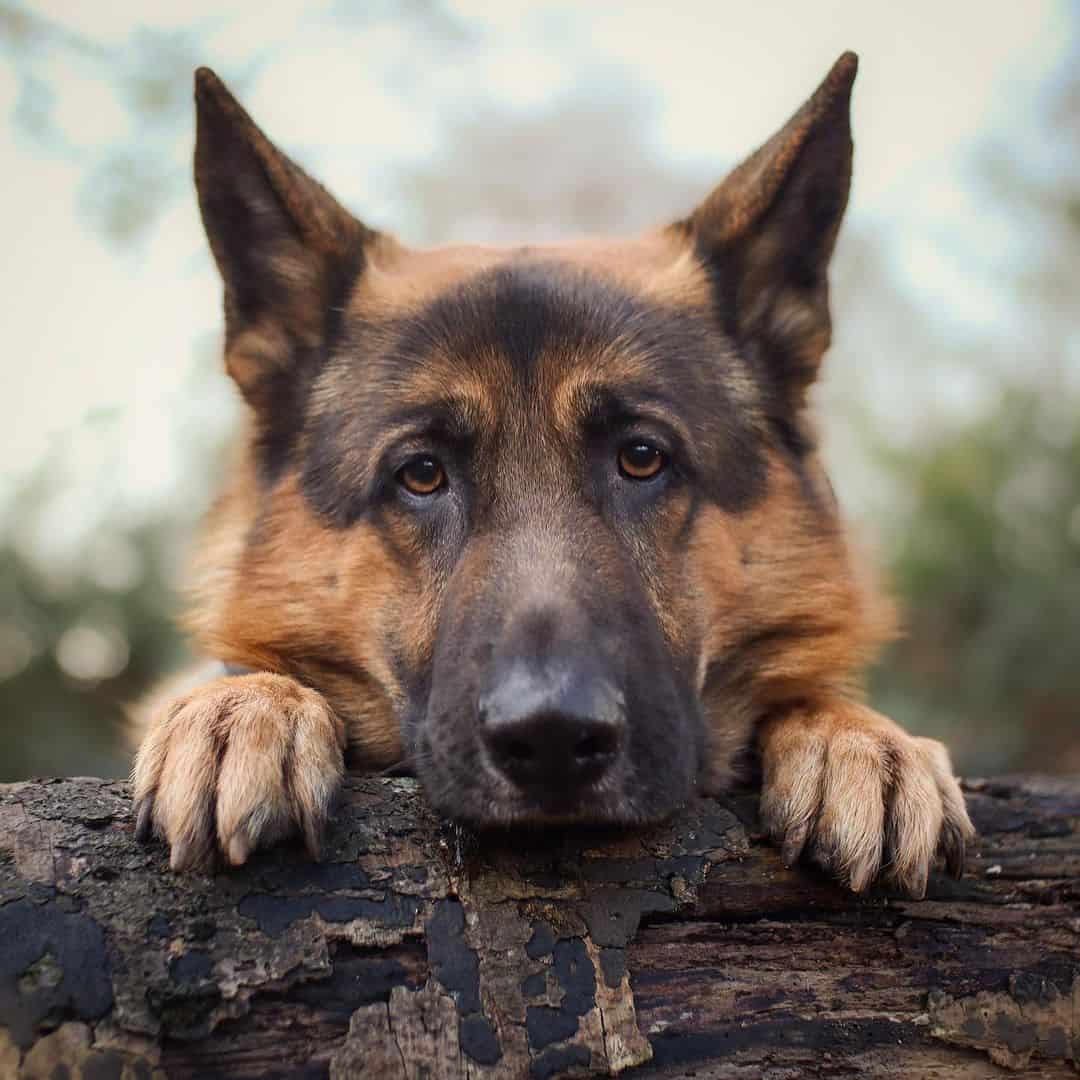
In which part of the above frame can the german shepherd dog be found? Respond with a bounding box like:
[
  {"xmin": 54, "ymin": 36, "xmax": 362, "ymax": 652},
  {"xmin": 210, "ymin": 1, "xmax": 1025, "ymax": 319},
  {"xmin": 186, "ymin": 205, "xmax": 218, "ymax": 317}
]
[{"xmin": 132, "ymin": 52, "xmax": 974, "ymax": 896}]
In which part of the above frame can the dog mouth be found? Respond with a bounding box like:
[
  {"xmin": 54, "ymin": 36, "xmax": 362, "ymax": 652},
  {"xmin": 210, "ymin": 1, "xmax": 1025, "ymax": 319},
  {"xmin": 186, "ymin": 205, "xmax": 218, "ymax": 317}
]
[{"xmin": 466, "ymin": 784, "xmax": 654, "ymax": 827}]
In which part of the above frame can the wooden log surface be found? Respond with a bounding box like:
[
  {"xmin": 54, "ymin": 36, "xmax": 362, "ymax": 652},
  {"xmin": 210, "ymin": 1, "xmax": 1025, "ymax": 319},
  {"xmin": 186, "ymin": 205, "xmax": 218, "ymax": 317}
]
[{"xmin": 0, "ymin": 774, "xmax": 1077, "ymax": 1078}]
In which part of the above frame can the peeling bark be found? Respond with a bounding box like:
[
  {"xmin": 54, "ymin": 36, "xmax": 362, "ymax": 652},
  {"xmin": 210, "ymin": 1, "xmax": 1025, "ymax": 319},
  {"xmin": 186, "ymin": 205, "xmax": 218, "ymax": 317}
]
[{"xmin": 0, "ymin": 775, "xmax": 1077, "ymax": 1078}]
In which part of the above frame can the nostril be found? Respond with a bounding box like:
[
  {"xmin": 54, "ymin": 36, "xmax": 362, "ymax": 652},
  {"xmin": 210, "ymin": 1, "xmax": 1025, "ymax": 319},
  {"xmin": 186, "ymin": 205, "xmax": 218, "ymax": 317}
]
[
  {"xmin": 504, "ymin": 738, "xmax": 535, "ymax": 764},
  {"xmin": 574, "ymin": 731, "xmax": 616, "ymax": 762}
]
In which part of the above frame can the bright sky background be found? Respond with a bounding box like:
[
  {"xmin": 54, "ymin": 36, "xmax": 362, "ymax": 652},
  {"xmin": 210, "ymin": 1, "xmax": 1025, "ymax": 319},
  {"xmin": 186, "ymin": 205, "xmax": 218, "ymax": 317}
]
[{"xmin": 0, "ymin": 0, "xmax": 1071, "ymax": 555}]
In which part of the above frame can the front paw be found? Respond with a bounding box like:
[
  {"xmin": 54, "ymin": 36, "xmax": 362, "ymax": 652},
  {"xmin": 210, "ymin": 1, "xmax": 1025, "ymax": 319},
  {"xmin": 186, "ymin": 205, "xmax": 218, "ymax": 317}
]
[
  {"xmin": 758, "ymin": 703, "xmax": 975, "ymax": 897},
  {"xmin": 132, "ymin": 673, "xmax": 345, "ymax": 871}
]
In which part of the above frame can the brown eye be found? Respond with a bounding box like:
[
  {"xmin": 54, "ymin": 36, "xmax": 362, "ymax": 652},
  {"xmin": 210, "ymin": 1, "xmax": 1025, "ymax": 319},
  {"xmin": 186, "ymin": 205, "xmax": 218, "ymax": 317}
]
[
  {"xmin": 618, "ymin": 441, "xmax": 665, "ymax": 480},
  {"xmin": 397, "ymin": 455, "xmax": 445, "ymax": 496}
]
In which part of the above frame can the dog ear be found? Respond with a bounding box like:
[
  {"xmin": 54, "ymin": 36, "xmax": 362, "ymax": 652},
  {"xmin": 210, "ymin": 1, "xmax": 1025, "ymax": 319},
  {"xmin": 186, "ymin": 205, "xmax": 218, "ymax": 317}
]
[
  {"xmin": 682, "ymin": 52, "xmax": 857, "ymax": 412},
  {"xmin": 194, "ymin": 68, "xmax": 377, "ymax": 406}
]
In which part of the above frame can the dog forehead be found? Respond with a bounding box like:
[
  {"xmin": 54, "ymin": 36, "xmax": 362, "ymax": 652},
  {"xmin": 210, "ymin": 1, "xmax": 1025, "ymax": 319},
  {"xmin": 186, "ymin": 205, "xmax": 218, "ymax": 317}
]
[{"xmin": 343, "ymin": 245, "xmax": 726, "ymax": 418}]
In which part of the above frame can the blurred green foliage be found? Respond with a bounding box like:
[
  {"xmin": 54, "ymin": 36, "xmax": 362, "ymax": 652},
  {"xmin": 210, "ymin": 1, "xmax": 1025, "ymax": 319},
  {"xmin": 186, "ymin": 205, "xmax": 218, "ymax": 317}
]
[
  {"xmin": 871, "ymin": 384, "xmax": 1080, "ymax": 773},
  {"xmin": 1, "ymin": 509, "xmax": 188, "ymax": 779}
]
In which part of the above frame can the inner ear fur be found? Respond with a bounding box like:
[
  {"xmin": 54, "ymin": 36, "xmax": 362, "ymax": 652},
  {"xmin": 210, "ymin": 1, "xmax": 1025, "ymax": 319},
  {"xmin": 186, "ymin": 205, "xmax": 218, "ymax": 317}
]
[
  {"xmin": 680, "ymin": 52, "xmax": 857, "ymax": 416},
  {"xmin": 193, "ymin": 67, "xmax": 378, "ymax": 408}
]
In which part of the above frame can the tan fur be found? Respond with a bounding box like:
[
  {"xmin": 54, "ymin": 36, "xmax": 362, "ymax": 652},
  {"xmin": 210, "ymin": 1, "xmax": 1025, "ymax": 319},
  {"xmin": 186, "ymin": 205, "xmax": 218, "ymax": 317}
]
[
  {"xmin": 758, "ymin": 702, "xmax": 972, "ymax": 897},
  {"xmin": 184, "ymin": 458, "xmax": 406, "ymax": 766},
  {"xmin": 133, "ymin": 672, "xmax": 344, "ymax": 870},
  {"xmin": 689, "ymin": 451, "xmax": 893, "ymax": 695},
  {"xmin": 353, "ymin": 229, "xmax": 712, "ymax": 325}
]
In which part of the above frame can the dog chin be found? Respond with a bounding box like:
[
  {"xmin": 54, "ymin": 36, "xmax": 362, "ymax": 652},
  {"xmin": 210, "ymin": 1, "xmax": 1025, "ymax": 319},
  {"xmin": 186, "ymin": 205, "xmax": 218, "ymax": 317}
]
[{"xmin": 423, "ymin": 773, "xmax": 692, "ymax": 831}]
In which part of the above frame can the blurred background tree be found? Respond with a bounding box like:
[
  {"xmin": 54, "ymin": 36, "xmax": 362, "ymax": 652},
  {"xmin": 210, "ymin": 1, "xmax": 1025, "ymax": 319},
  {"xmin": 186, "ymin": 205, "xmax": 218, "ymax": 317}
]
[{"xmin": 1, "ymin": 0, "xmax": 1076, "ymax": 781}]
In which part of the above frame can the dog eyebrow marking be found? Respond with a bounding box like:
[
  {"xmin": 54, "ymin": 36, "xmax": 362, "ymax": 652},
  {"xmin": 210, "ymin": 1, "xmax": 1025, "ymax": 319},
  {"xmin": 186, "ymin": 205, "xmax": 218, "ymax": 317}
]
[
  {"xmin": 554, "ymin": 376, "xmax": 697, "ymax": 459},
  {"xmin": 378, "ymin": 394, "xmax": 489, "ymax": 445}
]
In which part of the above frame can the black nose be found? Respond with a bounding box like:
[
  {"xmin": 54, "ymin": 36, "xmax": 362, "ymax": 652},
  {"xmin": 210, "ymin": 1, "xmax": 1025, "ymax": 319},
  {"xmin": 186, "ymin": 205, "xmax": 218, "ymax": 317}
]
[{"xmin": 479, "ymin": 663, "xmax": 625, "ymax": 800}]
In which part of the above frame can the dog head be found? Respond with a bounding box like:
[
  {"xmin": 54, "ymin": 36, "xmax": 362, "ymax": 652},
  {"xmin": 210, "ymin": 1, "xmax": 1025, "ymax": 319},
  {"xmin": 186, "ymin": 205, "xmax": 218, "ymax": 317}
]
[{"xmin": 188, "ymin": 53, "xmax": 888, "ymax": 826}]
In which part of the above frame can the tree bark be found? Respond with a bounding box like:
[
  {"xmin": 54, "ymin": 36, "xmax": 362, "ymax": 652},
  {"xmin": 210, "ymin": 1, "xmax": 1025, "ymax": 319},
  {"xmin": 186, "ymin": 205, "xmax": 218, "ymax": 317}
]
[{"xmin": 0, "ymin": 774, "xmax": 1077, "ymax": 1079}]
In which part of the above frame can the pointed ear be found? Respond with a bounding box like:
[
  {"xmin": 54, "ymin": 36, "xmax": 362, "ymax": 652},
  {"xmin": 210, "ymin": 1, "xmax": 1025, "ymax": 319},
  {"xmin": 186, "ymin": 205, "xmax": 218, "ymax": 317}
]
[
  {"xmin": 194, "ymin": 68, "xmax": 377, "ymax": 406},
  {"xmin": 682, "ymin": 52, "xmax": 857, "ymax": 413}
]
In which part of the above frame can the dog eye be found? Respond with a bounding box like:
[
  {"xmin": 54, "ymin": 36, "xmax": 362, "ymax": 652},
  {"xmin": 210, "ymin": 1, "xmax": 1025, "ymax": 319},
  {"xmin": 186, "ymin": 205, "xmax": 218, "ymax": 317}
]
[
  {"xmin": 397, "ymin": 455, "xmax": 446, "ymax": 496},
  {"xmin": 618, "ymin": 442, "xmax": 665, "ymax": 480}
]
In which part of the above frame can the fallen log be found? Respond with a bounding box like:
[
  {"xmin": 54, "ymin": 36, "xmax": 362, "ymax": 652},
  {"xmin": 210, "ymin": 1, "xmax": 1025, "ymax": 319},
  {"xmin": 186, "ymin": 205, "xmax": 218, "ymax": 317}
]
[{"xmin": 0, "ymin": 774, "xmax": 1077, "ymax": 1078}]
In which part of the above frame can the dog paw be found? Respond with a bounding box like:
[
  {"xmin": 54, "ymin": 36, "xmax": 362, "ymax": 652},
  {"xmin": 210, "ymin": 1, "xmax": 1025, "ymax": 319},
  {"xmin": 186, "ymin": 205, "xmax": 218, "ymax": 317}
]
[
  {"xmin": 132, "ymin": 673, "xmax": 345, "ymax": 871},
  {"xmin": 758, "ymin": 702, "xmax": 975, "ymax": 897}
]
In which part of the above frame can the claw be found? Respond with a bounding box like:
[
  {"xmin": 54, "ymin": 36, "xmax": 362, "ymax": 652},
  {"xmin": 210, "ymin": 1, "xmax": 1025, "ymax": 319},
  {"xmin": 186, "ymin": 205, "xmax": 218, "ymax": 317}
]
[
  {"xmin": 300, "ymin": 812, "xmax": 323, "ymax": 861},
  {"xmin": 943, "ymin": 826, "xmax": 967, "ymax": 879},
  {"xmin": 227, "ymin": 834, "xmax": 251, "ymax": 867},
  {"xmin": 134, "ymin": 798, "xmax": 155, "ymax": 842},
  {"xmin": 781, "ymin": 820, "xmax": 810, "ymax": 868},
  {"xmin": 903, "ymin": 862, "xmax": 928, "ymax": 900},
  {"xmin": 849, "ymin": 857, "xmax": 878, "ymax": 895},
  {"xmin": 169, "ymin": 840, "xmax": 192, "ymax": 872}
]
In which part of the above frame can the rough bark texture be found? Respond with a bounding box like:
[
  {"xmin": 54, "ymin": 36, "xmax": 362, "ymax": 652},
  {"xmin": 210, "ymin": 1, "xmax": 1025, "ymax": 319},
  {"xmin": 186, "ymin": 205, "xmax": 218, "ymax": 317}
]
[{"xmin": 0, "ymin": 774, "xmax": 1077, "ymax": 1079}]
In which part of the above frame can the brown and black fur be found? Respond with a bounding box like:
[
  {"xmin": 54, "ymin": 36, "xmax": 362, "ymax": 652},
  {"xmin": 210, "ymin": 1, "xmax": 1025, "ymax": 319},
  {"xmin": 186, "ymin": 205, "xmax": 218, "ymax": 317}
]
[{"xmin": 133, "ymin": 53, "xmax": 974, "ymax": 895}]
